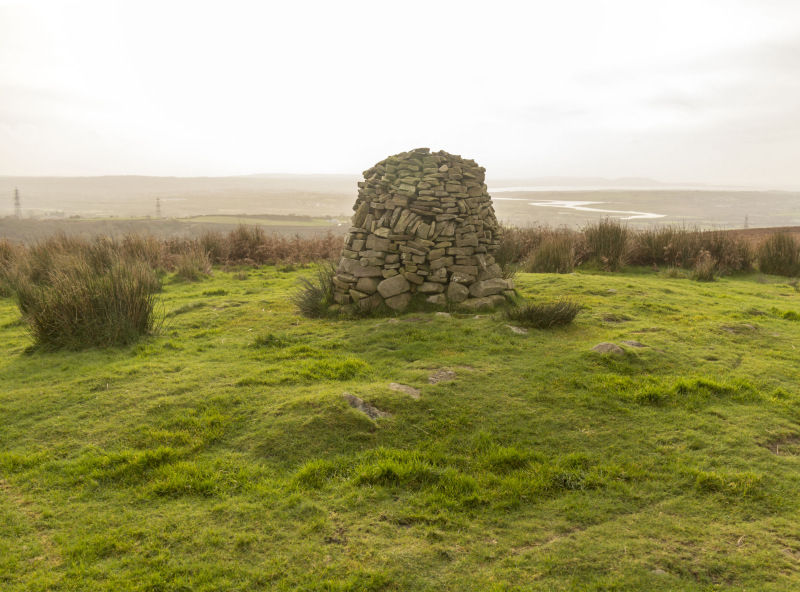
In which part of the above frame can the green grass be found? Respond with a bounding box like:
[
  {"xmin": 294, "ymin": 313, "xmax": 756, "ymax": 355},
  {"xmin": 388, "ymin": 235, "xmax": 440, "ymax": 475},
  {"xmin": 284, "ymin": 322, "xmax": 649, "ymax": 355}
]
[{"xmin": 2, "ymin": 263, "xmax": 800, "ymax": 590}]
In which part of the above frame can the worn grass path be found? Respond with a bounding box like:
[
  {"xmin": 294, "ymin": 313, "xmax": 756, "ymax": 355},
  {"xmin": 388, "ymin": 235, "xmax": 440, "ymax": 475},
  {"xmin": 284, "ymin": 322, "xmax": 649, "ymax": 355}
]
[{"xmin": 1, "ymin": 265, "xmax": 799, "ymax": 590}]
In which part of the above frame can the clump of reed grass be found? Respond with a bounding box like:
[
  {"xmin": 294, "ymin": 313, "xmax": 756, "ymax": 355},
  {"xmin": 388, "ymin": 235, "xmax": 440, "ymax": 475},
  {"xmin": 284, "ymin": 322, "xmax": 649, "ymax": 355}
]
[
  {"xmin": 0, "ymin": 238, "xmax": 24, "ymax": 296},
  {"xmin": 690, "ymin": 249, "xmax": 719, "ymax": 282},
  {"xmin": 496, "ymin": 224, "xmax": 581, "ymax": 277},
  {"xmin": 524, "ymin": 230, "xmax": 576, "ymax": 274},
  {"xmin": 628, "ymin": 224, "xmax": 696, "ymax": 268},
  {"xmin": 290, "ymin": 260, "xmax": 337, "ymax": 318},
  {"xmin": 503, "ymin": 299, "xmax": 581, "ymax": 329},
  {"xmin": 583, "ymin": 218, "xmax": 628, "ymax": 271},
  {"xmin": 661, "ymin": 266, "xmax": 686, "ymax": 279},
  {"xmin": 201, "ymin": 225, "xmax": 343, "ymax": 266},
  {"xmin": 6, "ymin": 237, "xmax": 161, "ymax": 350},
  {"xmin": 173, "ymin": 244, "xmax": 212, "ymax": 282},
  {"xmin": 626, "ymin": 225, "xmax": 754, "ymax": 274},
  {"xmin": 757, "ymin": 232, "xmax": 800, "ymax": 277},
  {"xmin": 492, "ymin": 224, "xmax": 523, "ymax": 279},
  {"xmin": 120, "ymin": 233, "xmax": 164, "ymax": 269},
  {"xmin": 227, "ymin": 224, "xmax": 267, "ymax": 261},
  {"xmin": 199, "ymin": 231, "xmax": 229, "ymax": 264}
]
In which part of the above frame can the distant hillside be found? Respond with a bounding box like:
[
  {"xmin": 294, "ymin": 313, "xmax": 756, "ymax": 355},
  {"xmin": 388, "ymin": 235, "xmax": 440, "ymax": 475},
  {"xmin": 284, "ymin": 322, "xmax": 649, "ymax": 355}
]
[
  {"xmin": 0, "ymin": 175, "xmax": 360, "ymax": 218},
  {"xmin": 491, "ymin": 176, "xmax": 668, "ymax": 188}
]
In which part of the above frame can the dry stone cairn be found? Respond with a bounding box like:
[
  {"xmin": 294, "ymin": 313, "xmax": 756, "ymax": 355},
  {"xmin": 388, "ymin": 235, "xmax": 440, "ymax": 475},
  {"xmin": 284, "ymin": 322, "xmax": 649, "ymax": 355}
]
[{"xmin": 332, "ymin": 148, "xmax": 514, "ymax": 312}]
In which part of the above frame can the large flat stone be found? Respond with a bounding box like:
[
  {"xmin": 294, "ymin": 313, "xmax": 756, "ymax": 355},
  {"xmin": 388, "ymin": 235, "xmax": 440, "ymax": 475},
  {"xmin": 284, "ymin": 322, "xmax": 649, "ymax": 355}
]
[
  {"xmin": 378, "ymin": 274, "xmax": 411, "ymax": 298},
  {"xmin": 418, "ymin": 282, "xmax": 445, "ymax": 294},
  {"xmin": 353, "ymin": 265, "xmax": 384, "ymax": 278},
  {"xmin": 337, "ymin": 257, "xmax": 359, "ymax": 274},
  {"xmin": 469, "ymin": 278, "xmax": 509, "ymax": 298},
  {"xmin": 385, "ymin": 292, "xmax": 412, "ymax": 311},
  {"xmin": 458, "ymin": 297, "xmax": 494, "ymax": 310},
  {"xmin": 366, "ymin": 235, "xmax": 390, "ymax": 251},
  {"xmin": 355, "ymin": 276, "xmax": 380, "ymax": 294},
  {"xmin": 358, "ymin": 292, "xmax": 383, "ymax": 312},
  {"xmin": 447, "ymin": 281, "xmax": 469, "ymax": 303}
]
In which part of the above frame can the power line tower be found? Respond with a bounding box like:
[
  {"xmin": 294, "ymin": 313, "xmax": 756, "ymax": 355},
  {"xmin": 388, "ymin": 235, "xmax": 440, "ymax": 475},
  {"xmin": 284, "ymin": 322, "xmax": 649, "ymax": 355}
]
[
  {"xmin": 155, "ymin": 197, "xmax": 162, "ymax": 218},
  {"xmin": 744, "ymin": 215, "xmax": 749, "ymax": 229},
  {"xmin": 13, "ymin": 188, "xmax": 21, "ymax": 219}
]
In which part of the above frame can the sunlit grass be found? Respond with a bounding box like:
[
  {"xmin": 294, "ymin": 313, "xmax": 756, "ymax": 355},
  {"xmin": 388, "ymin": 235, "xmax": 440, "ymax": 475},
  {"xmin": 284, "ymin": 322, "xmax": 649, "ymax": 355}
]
[{"xmin": 1, "ymin": 258, "xmax": 800, "ymax": 590}]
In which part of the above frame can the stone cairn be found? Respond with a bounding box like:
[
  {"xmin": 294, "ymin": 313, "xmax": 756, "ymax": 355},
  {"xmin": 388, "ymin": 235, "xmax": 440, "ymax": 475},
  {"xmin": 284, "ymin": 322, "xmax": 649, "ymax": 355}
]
[{"xmin": 332, "ymin": 148, "xmax": 514, "ymax": 312}]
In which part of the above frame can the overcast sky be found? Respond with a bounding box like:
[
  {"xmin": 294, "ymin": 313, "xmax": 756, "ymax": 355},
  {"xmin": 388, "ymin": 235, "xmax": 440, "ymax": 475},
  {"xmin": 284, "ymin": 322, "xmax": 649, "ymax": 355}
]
[{"xmin": 1, "ymin": 0, "xmax": 799, "ymax": 188}]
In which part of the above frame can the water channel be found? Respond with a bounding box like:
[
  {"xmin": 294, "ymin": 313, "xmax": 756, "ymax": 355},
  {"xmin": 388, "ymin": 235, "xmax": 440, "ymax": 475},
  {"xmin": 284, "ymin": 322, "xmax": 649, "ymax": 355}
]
[{"xmin": 492, "ymin": 197, "xmax": 665, "ymax": 220}]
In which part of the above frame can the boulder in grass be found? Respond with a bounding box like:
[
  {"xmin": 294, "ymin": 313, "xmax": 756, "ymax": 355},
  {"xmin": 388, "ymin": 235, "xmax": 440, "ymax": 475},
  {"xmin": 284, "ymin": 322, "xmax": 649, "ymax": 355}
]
[
  {"xmin": 343, "ymin": 393, "xmax": 390, "ymax": 419},
  {"xmin": 591, "ymin": 342, "xmax": 624, "ymax": 354}
]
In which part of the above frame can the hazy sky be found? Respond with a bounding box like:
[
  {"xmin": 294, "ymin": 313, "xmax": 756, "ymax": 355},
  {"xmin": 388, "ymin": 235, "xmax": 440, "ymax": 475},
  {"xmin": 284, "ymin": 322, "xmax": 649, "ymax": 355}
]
[{"xmin": 1, "ymin": 0, "xmax": 799, "ymax": 188}]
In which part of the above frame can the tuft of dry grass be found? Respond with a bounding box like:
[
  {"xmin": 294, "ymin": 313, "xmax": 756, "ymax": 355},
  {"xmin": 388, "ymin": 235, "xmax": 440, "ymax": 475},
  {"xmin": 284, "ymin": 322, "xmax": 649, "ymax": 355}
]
[
  {"xmin": 627, "ymin": 225, "xmax": 754, "ymax": 274},
  {"xmin": 4, "ymin": 235, "xmax": 161, "ymax": 350},
  {"xmin": 757, "ymin": 232, "xmax": 800, "ymax": 277},
  {"xmin": 291, "ymin": 260, "xmax": 338, "ymax": 318},
  {"xmin": 583, "ymin": 218, "xmax": 628, "ymax": 271},
  {"xmin": 503, "ymin": 298, "xmax": 581, "ymax": 329},
  {"xmin": 524, "ymin": 229, "xmax": 578, "ymax": 274},
  {"xmin": 690, "ymin": 249, "xmax": 719, "ymax": 282}
]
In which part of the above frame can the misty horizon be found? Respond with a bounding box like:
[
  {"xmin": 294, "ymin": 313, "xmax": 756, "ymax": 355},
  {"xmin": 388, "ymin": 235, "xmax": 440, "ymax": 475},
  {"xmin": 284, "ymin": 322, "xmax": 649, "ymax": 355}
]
[{"xmin": 2, "ymin": 1, "xmax": 799, "ymax": 190}]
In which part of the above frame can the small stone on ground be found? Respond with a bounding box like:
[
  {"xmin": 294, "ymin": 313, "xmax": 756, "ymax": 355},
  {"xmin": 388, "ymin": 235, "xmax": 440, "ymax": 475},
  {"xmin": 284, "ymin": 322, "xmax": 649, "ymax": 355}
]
[
  {"xmin": 591, "ymin": 342, "xmax": 624, "ymax": 354},
  {"xmin": 507, "ymin": 325, "xmax": 528, "ymax": 335},
  {"xmin": 621, "ymin": 340, "xmax": 645, "ymax": 348},
  {"xmin": 389, "ymin": 383, "xmax": 421, "ymax": 399},
  {"xmin": 429, "ymin": 369, "xmax": 456, "ymax": 384},
  {"xmin": 342, "ymin": 393, "xmax": 390, "ymax": 419},
  {"xmin": 435, "ymin": 312, "xmax": 451, "ymax": 318}
]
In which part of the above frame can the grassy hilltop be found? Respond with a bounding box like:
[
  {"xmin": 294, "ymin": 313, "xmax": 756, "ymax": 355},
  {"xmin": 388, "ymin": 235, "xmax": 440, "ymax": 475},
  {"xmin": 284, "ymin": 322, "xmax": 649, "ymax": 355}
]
[{"xmin": 1, "ymin": 230, "xmax": 800, "ymax": 590}]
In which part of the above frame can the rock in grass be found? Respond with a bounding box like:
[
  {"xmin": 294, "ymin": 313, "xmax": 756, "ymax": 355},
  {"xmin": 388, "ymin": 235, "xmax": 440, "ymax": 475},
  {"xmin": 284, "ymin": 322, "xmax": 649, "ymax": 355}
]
[
  {"xmin": 621, "ymin": 340, "xmax": 645, "ymax": 348},
  {"xmin": 389, "ymin": 383, "xmax": 421, "ymax": 399},
  {"xmin": 429, "ymin": 369, "xmax": 456, "ymax": 384},
  {"xmin": 591, "ymin": 342, "xmax": 624, "ymax": 354},
  {"xmin": 507, "ymin": 325, "xmax": 528, "ymax": 335},
  {"xmin": 343, "ymin": 393, "xmax": 390, "ymax": 419}
]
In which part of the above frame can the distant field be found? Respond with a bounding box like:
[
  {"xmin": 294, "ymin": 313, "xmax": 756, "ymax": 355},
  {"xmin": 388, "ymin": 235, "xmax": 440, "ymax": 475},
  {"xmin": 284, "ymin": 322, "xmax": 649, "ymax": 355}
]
[
  {"xmin": 3, "ymin": 174, "xmax": 799, "ymax": 230},
  {"xmin": 725, "ymin": 226, "xmax": 800, "ymax": 245},
  {"xmin": 0, "ymin": 215, "xmax": 347, "ymax": 244},
  {"xmin": 181, "ymin": 215, "xmax": 342, "ymax": 227},
  {"xmin": 3, "ymin": 186, "xmax": 800, "ymax": 245}
]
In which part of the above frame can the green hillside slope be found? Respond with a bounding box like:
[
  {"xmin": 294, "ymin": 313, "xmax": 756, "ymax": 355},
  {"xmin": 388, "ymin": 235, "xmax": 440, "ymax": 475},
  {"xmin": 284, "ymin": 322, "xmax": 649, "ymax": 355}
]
[{"xmin": 2, "ymin": 266, "xmax": 799, "ymax": 591}]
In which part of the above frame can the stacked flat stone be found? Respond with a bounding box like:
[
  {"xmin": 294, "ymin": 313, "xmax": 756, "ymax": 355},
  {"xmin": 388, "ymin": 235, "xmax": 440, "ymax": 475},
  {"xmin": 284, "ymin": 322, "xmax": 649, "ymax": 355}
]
[{"xmin": 332, "ymin": 148, "xmax": 513, "ymax": 312}]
